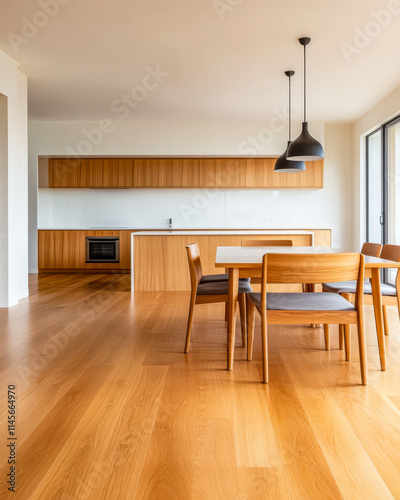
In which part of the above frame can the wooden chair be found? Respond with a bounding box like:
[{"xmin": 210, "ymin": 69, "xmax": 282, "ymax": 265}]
[
  {"xmin": 322, "ymin": 244, "xmax": 400, "ymax": 360},
  {"xmin": 241, "ymin": 240, "xmax": 293, "ymax": 286},
  {"xmin": 241, "ymin": 239, "xmax": 293, "ymax": 247},
  {"xmin": 246, "ymin": 253, "xmax": 367, "ymax": 385},
  {"xmin": 360, "ymin": 242, "xmax": 383, "ymax": 258},
  {"xmin": 322, "ymin": 242, "xmax": 381, "ymax": 354},
  {"xmin": 321, "ymin": 242, "xmax": 381, "ymax": 353},
  {"xmin": 184, "ymin": 243, "xmax": 253, "ymax": 353}
]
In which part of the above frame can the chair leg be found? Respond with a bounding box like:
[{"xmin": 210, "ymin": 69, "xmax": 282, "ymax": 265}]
[
  {"xmin": 383, "ymin": 305, "xmax": 390, "ymax": 336},
  {"xmin": 261, "ymin": 310, "xmax": 269, "ymax": 383},
  {"xmin": 224, "ymin": 302, "xmax": 228, "ymax": 321},
  {"xmin": 246, "ymin": 297, "xmax": 255, "ymax": 361},
  {"xmin": 307, "ymin": 283, "xmax": 316, "ymax": 328},
  {"xmin": 324, "ymin": 324, "xmax": 330, "ymax": 350},
  {"xmin": 184, "ymin": 294, "xmax": 196, "ymax": 353},
  {"xmin": 238, "ymin": 293, "xmax": 247, "ymax": 348},
  {"xmin": 344, "ymin": 324, "xmax": 351, "ymax": 361},
  {"xmin": 356, "ymin": 314, "xmax": 368, "ymax": 386},
  {"xmin": 339, "ymin": 324, "xmax": 344, "ymax": 350},
  {"xmin": 397, "ymin": 292, "xmax": 400, "ymax": 322}
]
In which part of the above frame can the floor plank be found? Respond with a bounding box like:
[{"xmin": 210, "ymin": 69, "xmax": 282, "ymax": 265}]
[{"xmin": 0, "ymin": 274, "xmax": 399, "ymax": 499}]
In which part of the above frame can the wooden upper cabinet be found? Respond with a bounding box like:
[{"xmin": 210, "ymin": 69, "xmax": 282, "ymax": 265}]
[
  {"xmin": 48, "ymin": 157, "xmax": 323, "ymax": 189},
  {"xmin": 49, "ymin": 158, "xmax": 134, "ymax": 188},
  {"xmin": 105, "ymin": 159, "xmax": 133, "ymax": 187},
  {"xmin": 133, "ymin": 158, "xmax": 199, "ymax": 187},
  {"xmin": 88, "ymin": 159, "xmax": 103, "ymax": 187},
  {"xmin": 239, "ymin": 158, "xmax": 324, "ymax": 188},
  {"xmin": 49, "ymin": 158, "xmax": 83, "ymax": 188}
]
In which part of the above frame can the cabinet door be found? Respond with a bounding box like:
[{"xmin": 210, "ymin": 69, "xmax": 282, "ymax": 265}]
[
  {"xmin": 49, "ymin": 158, "xmax": 82, "ymax": 187},
  {"xmin": 198, "ymin": 159, "xmax": 243, "ymax": 187},
  {"xmin": 89, "ymin": 159, "xmax": 104, "ymax": 187},
  {"xmin": 133, "ymin": 159, "xmax": 158, "ymax": 187},
  {"xmin": 134, "ymin": 158, "xmax": 198, "ymax": 187},
  {"xmin": 240, "ymin": 158, "xmax": 323, "ymax": 188},
  {"xmin": 103, "ymin": 159, "xmax": 133, "ymax": 187}
]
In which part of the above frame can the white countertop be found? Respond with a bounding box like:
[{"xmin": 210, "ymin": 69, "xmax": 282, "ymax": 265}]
[
  {"xmin": 39, "ymin": 227, "xmax": 330, "ymax": 231},
  {"xmin": 131, "ymin": 230, "xmax": 314, "ymax": 236},
  {"xmin": 216, "ymin": 246, "xmax": 338, "ymax": 266}
]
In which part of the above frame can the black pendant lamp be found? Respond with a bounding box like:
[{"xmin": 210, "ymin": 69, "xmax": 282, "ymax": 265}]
[
  {"xmin": 274, "ymin": 70, "xmax": 306, "ymax": 172},
  {"xmin": 287, "ymin": 37, "xmax": 324, "ymax": 162}
]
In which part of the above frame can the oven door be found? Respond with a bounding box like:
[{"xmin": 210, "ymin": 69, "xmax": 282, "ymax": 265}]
[{"xmin": 86, "ymin": 237, "xmax": 120, "ymax": 263}]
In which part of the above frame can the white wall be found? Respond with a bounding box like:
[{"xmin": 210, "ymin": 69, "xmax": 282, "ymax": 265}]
[
  {"xmin": 0, "ymin": 51, "xmax": 28, "ymax": 306},
  {"xmin": 352, "ymin": 84, "xmax": 400, "ymax": 249},
  {"xmin": 29, "ymin": 119, "xmax": 354, "ymax": 269}
]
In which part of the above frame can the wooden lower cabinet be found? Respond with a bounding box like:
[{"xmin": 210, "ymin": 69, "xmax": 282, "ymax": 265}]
[
  {"xmin": 38, "ymin": 230, "xmax": 133, "ymax": 273},
  {"xmin": 39, "ymin": 229, "xmax": 331, "ymax": 275}
]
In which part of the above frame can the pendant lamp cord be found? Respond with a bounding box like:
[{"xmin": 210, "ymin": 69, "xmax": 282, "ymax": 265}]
[
  {"xmin": 288, "ymin": 74, "xmax": 291, "ymax": 142},
  {"xmin": 303, "ymin": 43, "xmax": 307, "ymax": 122}
]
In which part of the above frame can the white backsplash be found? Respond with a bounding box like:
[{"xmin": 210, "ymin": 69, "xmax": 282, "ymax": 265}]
[{"xmin": 38, "ymin": 187, "xmax": 334, "ymax": 233}]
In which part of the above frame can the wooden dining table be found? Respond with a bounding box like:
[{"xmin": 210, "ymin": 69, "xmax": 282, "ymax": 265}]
[{"xmin": 215, "ymin": 246, "xmax": 400, "ymax": 372}]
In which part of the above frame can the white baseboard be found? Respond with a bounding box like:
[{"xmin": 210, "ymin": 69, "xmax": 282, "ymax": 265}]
[
  {"xmin": 19, "ymin": 289, "xmax": 29, "ymax": 300},
  {"xmin": 0, "ymin": 297, "xmax": 19, "ymax": 308},
  {"xmin": 29, "ymin": 268, "xmax": 38, "ymax": 274}
]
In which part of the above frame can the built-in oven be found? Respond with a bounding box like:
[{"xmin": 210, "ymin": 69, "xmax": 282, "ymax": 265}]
[{"xmin": 86, "ymin": 236, "xmax": 120, "ymax": 263}]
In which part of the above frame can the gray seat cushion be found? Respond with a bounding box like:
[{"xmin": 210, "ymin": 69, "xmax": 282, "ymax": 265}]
[
  {"xmin": 248, "ymin": 292, "xmax": 355, "ymax": 311},
  {"xmin": 322, "ymin": 280, "xmax": 397, "ymax": 296},
  {"xmin": 197, "ymin": 280, "xmax": 253, "ymax": 295},
  {"xmin": 200, "ymin": 273, "xmax": 229, "ymax": 283}
]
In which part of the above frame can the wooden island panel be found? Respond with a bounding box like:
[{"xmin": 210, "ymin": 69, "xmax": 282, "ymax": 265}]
[{"xmin": 133, "ymin": 230, "xmax": 331, "ymax": 292}]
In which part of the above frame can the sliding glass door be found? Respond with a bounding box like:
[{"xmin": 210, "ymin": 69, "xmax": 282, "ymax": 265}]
[
  {"xmin": 367, "ymin": 129, "xmax": 383, "ymax": 244},
  {"xmin": 386, "ymin": 118, "xmax": 400, "ymax": 283},
  {"xmin": 366, "ymin": 115, "xmax": 400, "ymax": 284}
]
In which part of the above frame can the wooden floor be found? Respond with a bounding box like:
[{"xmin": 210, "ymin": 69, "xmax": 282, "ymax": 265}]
[{"xmin": 1, "ymin": 274, "xmax": 400, "ymax": 499}]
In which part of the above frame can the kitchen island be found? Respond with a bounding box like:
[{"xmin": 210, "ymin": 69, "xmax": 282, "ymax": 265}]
[{"xmin": 131, "ymin": 229, "xmax": 331, "ymax": 291}]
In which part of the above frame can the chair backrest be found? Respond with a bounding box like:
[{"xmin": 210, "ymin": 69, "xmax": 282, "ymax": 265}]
[
  {"xmin": 241, "ymin": 239, "xmax": 293, "ymax": 247},
  {"xmin": 260, "ymin": 253, "xmax": 363, "ymax": 286},
  {"xmin": 380, "ymin": 245, "xmax": 400, "ymax": 291},
  {"xmin": 186, "ymin": 243, "xmax": 203, "ymax": 291},
  {"xmin": 260, "ymin": 252, "xmax": 365, "ymax": 311},
  {"xmin": 361, "ymin": 242, "xmax": 382, "ymax": 257},
  {"xmin": 380, "ymin": 244, "xmax": 400, "ymax": 262}
]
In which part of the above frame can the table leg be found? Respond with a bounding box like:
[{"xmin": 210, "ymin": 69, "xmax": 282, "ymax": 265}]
[
  {"xmin": 370, "ymin": 269, "xmax": 386, "ymax": 371},
  {"xmin": 227, "ymin": 267, "xmax": 239, "ymax": 371}
]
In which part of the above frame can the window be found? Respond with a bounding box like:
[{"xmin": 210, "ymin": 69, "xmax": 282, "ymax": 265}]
[{"xmin": 366, "ymin": 115, "xmax": 400, "ymax": 284}]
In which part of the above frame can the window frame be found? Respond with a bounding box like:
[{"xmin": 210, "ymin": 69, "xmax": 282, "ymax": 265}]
[
  {"xmin": 366, "ymin": 113, "xmax": 400, "ymax": 283},
  {"xmin": 366, "ymin": 127, "xmax": 383, "ymax": 244}
]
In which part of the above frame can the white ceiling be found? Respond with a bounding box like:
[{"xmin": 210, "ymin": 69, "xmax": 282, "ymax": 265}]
[{"xmin": 0, "ymin": 0, "xmax": 399, "ymax": 122}]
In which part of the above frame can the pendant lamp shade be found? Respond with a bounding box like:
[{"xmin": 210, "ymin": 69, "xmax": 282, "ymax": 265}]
[
  {"xmin": 274, "ymin": 141, "xmax": 306, "ymax": 172},
  {"xmin": 287, "ymin": 37, "xmax": 324, "ymax": 162},
  {"xmin": 274, "ymin": 70, "xmax": 306, "ymax": 172},
  {"xmin": 286, "ymin": 122, "xmax": 324, "ymax": 161}
]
